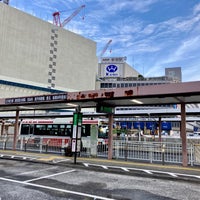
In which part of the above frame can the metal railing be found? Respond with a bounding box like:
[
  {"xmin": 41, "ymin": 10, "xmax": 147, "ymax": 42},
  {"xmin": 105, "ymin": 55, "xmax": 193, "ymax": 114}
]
[{"xmin": 0, "ymin": 136, "xmax": 199, "ymax": 166}]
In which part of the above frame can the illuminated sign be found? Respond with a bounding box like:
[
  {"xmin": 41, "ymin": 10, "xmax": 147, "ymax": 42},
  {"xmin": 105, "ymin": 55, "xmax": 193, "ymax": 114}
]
[{"xmin": 5, "ymin": 93, "xmax": 67, "ymax": 104}]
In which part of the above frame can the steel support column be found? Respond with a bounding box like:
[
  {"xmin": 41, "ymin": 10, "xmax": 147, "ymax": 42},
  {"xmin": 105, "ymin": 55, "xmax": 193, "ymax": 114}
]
[
  {"xmin": 13, "ymin": 110, "xmax": 19, "ymax": 150},
  {"xmin": 108, "ymin": 113, "xmax": 113, "ymax": 160},
  {"xmin": 181, "ymin": 102, "xmax": 188, "ymax": 167},
  {"xmin": 0, "ymin": 120, "xmax": 5, "ymax": 136},
  {"xmin": 158, "ymin": 117, "xmax": 162, "ymax": 142}
]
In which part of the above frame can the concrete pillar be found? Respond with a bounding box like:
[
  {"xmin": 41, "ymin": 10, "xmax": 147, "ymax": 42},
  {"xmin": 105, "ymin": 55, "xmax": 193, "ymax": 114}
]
[
  {"xmin": 108, "ymin": 113, "xmax": 113, "ymax": 160},
  {"xmin": 13, "ymin": 110, "xmax": 19, "ymax": 150},
  {"xmin": 181, "ymin": 102, "xmax": 188, "ymax": 167}
]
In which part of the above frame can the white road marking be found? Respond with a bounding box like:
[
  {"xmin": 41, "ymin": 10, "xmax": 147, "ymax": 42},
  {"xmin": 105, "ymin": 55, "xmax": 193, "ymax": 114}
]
[
  {"xmin": 83, "ymin": 163, "xmax": 200, "ymax": 180},
  {"xmin": 18, "ymin": 166, "xmax": 57, "ymax": 175},
  {"xmin": 0, "ymin": 177, "xmax": 115, "ymax": 200},
  {"xmin": 102, "ymin": 165, "xmax": 108, "ymax": 169},
  {"xmin": 83, "ymin": 163, "xmax": 89, "ymax": 167},
  {"xmin": 121, "ymin": 167, "xmax": 129, "ymax": 172},
  {"xmin": 52, "ymin": 159, "xmax": 70, "ymax": 163},
  {"xmin": 168, "ymin": 173, "xmax": 178, "ymax": 177},
  {"xmin": 143, "ymin": 170, "xmax": 153, "ymax": 174},
  {"xmin": 24, "ymin": 169, "xmax": 76, "ymax": 183},
  {"xmin": 1, "ymin": 154, "xmax": 36, "ymax": 160},
  {"xmin": 174, "ymin": 172, "xmax": 200, "ymax": 179}
]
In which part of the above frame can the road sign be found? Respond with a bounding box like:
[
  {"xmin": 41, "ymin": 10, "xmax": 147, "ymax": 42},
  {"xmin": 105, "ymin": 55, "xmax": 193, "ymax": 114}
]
[{"xmin": 96, "ymin": 104, "xmax": 113, "ymax": 114}]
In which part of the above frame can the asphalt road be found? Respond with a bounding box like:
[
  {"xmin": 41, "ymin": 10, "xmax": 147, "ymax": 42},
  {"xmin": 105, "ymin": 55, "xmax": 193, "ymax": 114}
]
[{"xmin": 0, "ymin": 159, "xmax": 200, "ymax": 200}]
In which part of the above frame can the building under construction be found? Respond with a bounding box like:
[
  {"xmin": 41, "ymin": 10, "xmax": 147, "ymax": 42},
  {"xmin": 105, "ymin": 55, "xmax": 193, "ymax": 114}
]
[{"xmin": 0, "ymin": 3, "xmax": 98, "ymax": 98}]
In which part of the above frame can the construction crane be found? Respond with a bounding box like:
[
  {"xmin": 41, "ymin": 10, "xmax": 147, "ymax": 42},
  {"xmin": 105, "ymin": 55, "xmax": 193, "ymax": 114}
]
[
  {"xmin": 53, "ymin": 5, "xmax": 86, "ymax": 27},
  {"xmin": 99, "ymin": 39, "xmax": 112, "ymax": 59}
]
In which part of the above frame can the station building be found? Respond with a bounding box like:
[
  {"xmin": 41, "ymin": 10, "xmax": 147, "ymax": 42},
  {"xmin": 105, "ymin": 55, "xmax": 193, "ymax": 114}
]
[{"xmin": 97, "ymin": 57, "xmax": 181, "ymax": 90}]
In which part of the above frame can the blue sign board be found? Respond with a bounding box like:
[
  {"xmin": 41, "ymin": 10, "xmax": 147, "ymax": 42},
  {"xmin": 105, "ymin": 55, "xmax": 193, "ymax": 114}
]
[
  {"xmin": 146, "ymin": 122, "xmax": 157, "ymax": 130},
  {"xmin": 161, "ymin": 122, "xmax": 171, "ymax": 130},
  {"xmin": 106, "ymin": 65, "xmax": 118, "ymax": 72}
]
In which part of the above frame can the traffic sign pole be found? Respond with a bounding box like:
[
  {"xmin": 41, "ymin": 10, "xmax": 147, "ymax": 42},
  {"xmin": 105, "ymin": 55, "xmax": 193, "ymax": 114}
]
[{"xmin": 72, "ymin": 111, "xmax": 82, "ymax": 164}]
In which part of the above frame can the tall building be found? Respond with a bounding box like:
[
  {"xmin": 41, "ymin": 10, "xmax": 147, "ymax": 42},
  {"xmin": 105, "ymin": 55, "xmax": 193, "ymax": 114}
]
[{"xmin": 0, "ymin": 3, "xmax": 98, "ymax": 98}]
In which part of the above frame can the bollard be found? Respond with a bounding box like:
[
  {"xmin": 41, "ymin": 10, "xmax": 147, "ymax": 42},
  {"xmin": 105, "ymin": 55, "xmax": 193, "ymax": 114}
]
[
  {"xmin": 124, "ymin": 142, "xmax": 128, "ymax": 161},
  {"xmin": 24, "ymin": 141, "xmax": 27, "ymax": 152},
  {"xmin": 46, "ymin": 140, "xmax": 50, "ymax": 153}
]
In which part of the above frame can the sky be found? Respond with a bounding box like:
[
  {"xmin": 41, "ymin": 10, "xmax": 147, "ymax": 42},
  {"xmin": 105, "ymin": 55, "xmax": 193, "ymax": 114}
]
[{"xmin": 7, "ymin": 0, "xmax": 200, "ymax": 82}]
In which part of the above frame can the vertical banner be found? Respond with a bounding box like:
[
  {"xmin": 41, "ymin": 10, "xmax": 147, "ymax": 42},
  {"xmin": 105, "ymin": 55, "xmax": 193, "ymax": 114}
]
[{"xmin": 72, "ymin": 112, "xmax": 82, "ymax": 153}]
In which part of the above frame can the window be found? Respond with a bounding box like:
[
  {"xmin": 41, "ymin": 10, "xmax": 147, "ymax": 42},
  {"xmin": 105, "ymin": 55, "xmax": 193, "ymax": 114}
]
[
  {"xmin": 21, "ymin": 124, "xmax": 30, "ymax": 135},
  {"xmin": 65, "ymin": 124, "xmax": 72, "ymax": 137},
  {"xmin": 81, "ymin": 124, "xmax": 90, "ymax": 137},
  {"xmin": 35, "ymin": 124, "xmax": 46, "ymax": 135},
  {"xmin": 100, "ymin": 83, "xmax": 105, "ymax": 88},
  {"xmin": 52, "ymin": 125, "xmax": 58, "ymax": 135}
]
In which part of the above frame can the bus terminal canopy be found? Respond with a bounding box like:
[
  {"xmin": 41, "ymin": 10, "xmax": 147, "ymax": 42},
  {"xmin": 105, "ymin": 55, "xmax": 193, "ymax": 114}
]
[
  {"xmin": 0, "ymin": 81, "xmax": 200, "ymax": 112},
  {"xmin": 1, "ymin": 80, "xmax": 200, "ymax": 167}
]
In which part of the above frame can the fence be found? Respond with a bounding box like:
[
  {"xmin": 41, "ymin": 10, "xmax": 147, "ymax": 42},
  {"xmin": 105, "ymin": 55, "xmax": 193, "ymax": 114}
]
[
  {"xmin": 0, "ymin": 136, "xmax": 199, "ymax": 166},
  {"xmin": 113, "ymin": 140, "xmax": 194, "ymax": 165}
]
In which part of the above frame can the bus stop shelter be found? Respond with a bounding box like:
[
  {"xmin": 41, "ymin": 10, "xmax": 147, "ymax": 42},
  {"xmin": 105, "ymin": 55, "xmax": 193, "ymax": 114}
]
[{"xmin": 1, "ymin": 81, "xmax": 200, "ymax": 167}]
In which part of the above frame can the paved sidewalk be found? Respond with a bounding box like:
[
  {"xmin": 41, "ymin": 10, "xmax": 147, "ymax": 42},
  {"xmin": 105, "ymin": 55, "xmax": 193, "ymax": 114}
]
[{"xmin": 1, "ymin": 149, "xmax": 200, "ymax": 182}]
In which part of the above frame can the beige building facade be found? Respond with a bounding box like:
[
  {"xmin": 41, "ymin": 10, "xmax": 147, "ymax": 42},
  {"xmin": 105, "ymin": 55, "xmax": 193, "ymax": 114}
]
[{"xmin": 0, "ymin": 3, "xmax": 98, "ymax": 98}]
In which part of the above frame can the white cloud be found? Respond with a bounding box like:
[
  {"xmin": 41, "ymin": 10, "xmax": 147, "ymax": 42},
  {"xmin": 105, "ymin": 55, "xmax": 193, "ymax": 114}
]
[{"xmin": 193, "ymin": 3, "xmax": 200, "ymax": 15}]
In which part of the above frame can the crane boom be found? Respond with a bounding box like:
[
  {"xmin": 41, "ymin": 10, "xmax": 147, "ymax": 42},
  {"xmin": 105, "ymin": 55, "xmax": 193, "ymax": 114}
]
[
  {"xmin": 99, "ymin": 39, "xmax": 112, "ymax": 58},
  {"xmin": 62, "ymin": 5, "xmax": 85, "ymax": 27},
  {"xmin": 53, "ymin": 5, "xmax": 86, "ymax": 27}
]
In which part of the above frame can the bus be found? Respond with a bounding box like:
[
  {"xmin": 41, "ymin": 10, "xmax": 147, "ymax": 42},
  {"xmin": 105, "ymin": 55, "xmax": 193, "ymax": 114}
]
[{"xmin": 18, "ymin": 118, "xmax": 108, "ymax": 148}]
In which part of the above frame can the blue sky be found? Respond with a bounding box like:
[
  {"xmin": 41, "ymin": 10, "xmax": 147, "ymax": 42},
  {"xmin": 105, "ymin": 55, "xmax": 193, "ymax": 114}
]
[{"xmin": 9, "ymin": 0, "xmax": 200, "ymax": 82}]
